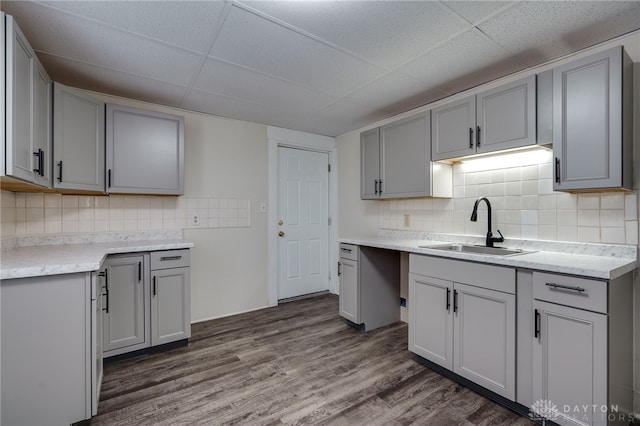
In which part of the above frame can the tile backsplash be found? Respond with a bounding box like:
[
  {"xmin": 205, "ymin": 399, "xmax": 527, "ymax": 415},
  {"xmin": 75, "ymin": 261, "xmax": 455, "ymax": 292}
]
[
  {"xmin": 0, "ymin": 191, "xmax": 251, "ymax": 238},
  {"xmin": 380, "ymin": 149, "xmax": 638, "ymax": 245}
]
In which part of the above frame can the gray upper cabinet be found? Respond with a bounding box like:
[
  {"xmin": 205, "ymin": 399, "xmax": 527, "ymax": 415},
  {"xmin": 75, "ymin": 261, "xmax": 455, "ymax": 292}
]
[
  {"xmin": 380, "ymin": 113, "xmax": 431, "ymax": 198},
  {"xmin": 432, "ymin": 76, "xmax": 537, "ymax": 161},
  {"xmin": 32, "ymin": 60, "xmax": 52, "ymax": 187},
  {"xmin": 3, "ymin": 13, "xmax": 51, "ymax": 187},
  {"xmin": 476, "ymin": 75, "xmax": 536, "ymax": 154},
  {"xmin": 360, "ymin": 128, "xmax": 380, "ymax": 199},
  {"xmin": 361, "ymin": 112, "xmax": 450, "ymax": 200},
  {"xmin": 553, "ymin": 46, "xmax": 632, "ymax": 191},
  {"xmin": 53, "ymin": 82, "xmax": 105, "ymax": 192},
  {"xmin": 106, "ymin": 104, "xmax": 185, "ymax": 195},
  {"xmin": 431, "ymin": 95, "xmax": 476, "ymax": 161}
]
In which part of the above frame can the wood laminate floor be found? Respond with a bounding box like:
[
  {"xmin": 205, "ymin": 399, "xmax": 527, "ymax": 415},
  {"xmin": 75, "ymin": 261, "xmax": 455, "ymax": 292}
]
[{"xmin": 90, "ymin": 294, "xmax": 534, "ymax": 426}]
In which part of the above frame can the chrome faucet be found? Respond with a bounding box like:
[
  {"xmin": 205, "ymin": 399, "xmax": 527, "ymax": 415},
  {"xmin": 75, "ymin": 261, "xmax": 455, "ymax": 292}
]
[{"xmin": 470, "ymin": 197, "xmax": 504, "ymax": 248}]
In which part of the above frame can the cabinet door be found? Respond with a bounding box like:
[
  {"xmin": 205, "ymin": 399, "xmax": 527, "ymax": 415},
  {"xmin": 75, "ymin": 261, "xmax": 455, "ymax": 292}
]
[
  {"xmin": 476, "ymin": 75, "xmax": 536, "ymax": 154},
  {"xmin": 453, "ymin": 282, "xmax": 515, "ymax": 400},
  {"xmin": 431, "ymin": 95, "xmax": 476, "ymax": 161},
  {"xmin": 380, "ymin": 112, "xmax": 431, "ymax": 198},
  {"xmin": 533, "ymin": 300, "xmax": 607, "ymax": 426},
  {"xmin": 360, "ymin": 128, "xmax": 380, "ymax": 199},
  {"xmin": 106, "ymin": 104, "xmax": 184, "ymax": 195},
  {"xmin": 103, "ymin": 255, "xmax": 147, "ymax": 353},
  {"xmin": 32, "ymin": 60, "xmax": 52, "ymax": 187},
  {"xmin": 53, "ymin": 82, "xmax": 105, "ymax": 192},
  {"xmin": 5, "ymin": 16, "xmax": 36, "ymax": 182},
  {"xmin": 408, "ymin": 273, "xmax": 453, "ymax": 370},
  {"xmin": 151, "ymin": 267, "xmax": 191, "ymax": 345},
  {"xmin": 553, "ymin": 47, "xmax": 625, "ymax": 191},
  {"xmin": 338, "ymin": 258, "xmax": 359, "ymax": 324}
]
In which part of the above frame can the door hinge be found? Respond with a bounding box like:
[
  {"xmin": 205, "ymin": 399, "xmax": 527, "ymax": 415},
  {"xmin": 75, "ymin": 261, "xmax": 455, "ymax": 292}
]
[
  {"xmin": 328, "ymin": 217, "xmax": 332, "ymax": 226},
  {"xmin": 328, "ymin": 164, "xmax": 331, "ymax": 172}
]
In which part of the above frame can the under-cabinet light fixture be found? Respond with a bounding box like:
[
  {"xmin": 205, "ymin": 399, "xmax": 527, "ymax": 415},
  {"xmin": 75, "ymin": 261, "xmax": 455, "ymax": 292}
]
[{"xmin": 458, "ymin": 146, "xmax": 552, "ymax": 173}]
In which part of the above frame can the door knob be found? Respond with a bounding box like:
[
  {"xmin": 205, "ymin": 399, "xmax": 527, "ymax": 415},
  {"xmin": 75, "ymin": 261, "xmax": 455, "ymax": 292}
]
[
  {"xmin": 278, "ymin": 231, "xmax": 285, "ymax": 237},
  {"xmin": 278, "ymin": 220, "xmax": 284, "ymax": 226}
]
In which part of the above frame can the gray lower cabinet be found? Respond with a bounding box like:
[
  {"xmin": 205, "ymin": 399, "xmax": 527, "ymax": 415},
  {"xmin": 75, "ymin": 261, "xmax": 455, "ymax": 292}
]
[
  {"xmin": 2, "ymin": 13, "xmax": 52, "ymax": 187},
  {"xmin": 338, "ymin": 244, "xmax": 400, "ymax": 331},
  {"xmin": 1, "ymin": 272, "xmax": 98, "ymax": 425},
  {"xmin": 409, "ymin": 254, "xmax": 516, "ymax": 400},
  {"xmin": 531, "ymin": 271, "xmax": 633, "ymax": 425},
  {"xmin": 553, "ymin": 46, "xmax": 632, "ymax": 191},
  {"xmin": 150, "ymin": 250, "xmax": 191, "ymax": 345},
  {"xmin": 103, "ymin": 254, "xmax": 149, "ymax": 356},
  {"xmin": 106, "ymin": 104, "xmax": 185, "ymax": 195},
  {"xmin": 432, "ymin": 75, "xmax": 536, "ymax": 161},
  {"xmin": 103, "ymin": 250, "xmax": 191, "ymax": 358},
  {"xmin": 338, "ymin": 244, "xmax": 359, "ymax": 323},
  {"xmin": 53, "ymin": 82, "xmax": 105, "ymax": 192},
  {"xmin": 361, "ymin": 112, "xmax": 451, "ymax": 200}
]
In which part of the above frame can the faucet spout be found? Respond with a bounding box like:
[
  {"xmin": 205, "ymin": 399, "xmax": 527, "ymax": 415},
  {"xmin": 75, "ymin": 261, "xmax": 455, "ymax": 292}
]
[{"xmin": 470, "ymin": 197, "xmax": 504, "ymax": 247}]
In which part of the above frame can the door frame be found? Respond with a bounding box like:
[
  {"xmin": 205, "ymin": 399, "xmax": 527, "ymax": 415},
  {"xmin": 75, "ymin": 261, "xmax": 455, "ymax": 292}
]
[{"xmin": 267, "ymin": 126, "xmax": 338, "ymax": 306}]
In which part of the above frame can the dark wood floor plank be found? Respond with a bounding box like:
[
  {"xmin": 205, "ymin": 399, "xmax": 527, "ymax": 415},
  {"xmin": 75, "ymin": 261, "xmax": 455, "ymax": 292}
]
[{"xmin": 90, "ymin": 294, "xmax": 533, "ymax": 426}]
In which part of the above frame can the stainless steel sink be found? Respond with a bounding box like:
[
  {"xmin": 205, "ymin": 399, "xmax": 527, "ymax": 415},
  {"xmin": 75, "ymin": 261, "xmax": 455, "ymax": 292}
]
[{"xmin": 418, "ymin": 244, "xmax": 532, "ymax": 257}]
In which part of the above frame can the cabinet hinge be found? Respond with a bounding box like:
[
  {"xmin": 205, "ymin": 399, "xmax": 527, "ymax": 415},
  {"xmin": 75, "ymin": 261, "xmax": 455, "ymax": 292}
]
[{"xmin": 328, "ymin": 164, "xmax": 331, "ymax": 172}]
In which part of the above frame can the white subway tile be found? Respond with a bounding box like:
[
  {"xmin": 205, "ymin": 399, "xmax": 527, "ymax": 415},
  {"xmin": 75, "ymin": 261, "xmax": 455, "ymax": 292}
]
[
  {"xmin": 577, "ymin": 194, "xmax": 599, "ymax": 209},
  {"xmin": 521, "ymin": 180, "xmax": 538, "ymax": 195},
  {"xmin": 78, "ymin": 220, "xmax": 95, "ymax": 233},
  {"xmin": 557, "ymin": 210, "xmax": 577, "ymax": 226},
  {"xmin": 62, "ymin": 195, "xmax": 79, "ymax": 208},
  {"xmin": 539, "ymin": 210, "xmax": 557, "ymax": 225},
  {"xmin": 625, "ymin": 221, "xmax": 638, "ymax": 245},
  {"xmin": 556, "ymin": 193, "xmax": 577, "ymax": 210},
  {"xmin": 521, "ymin": 195, "xmax": 538, "ymax": 210},
  {"xmin": 521, "ymin": 225, "xmax": 538, "ymax": 239},
  {"xmin": 505, "ymin": 196, "xmax": 522, "ymax": 210},
  {"xmin": 94, "ymin": 220, "xmax": 109, "ymax": 233},
  {"xmin": 505, "ymin": 182, "xmax": 521, "ymax": 196},
  {"xmin": 26, "ymin": 221, "xmax": 44, "ymax": 235},
  {"xmin": 538, "ymin": 179, "xmax": 553, "ymax": 195},
  {"xmin": 62, "ymin": 207, "xmax": 79, "ymax": 221},
  {"xmin": 78, "ymin": 196, "xmax": 94, "ymax": 209},
  {"xmin": 521, "ymin": 165, "xmax": 538, "ymax": 180},
  {"xmin": 44, "ymin": 194, "xmax": 62, "ymax": 208},
  {"xmin": 538, "ymin": 194, "xmax": 557, "ymax": 210},
  {"xmin": 599, "ymin": 210, "xmax": 624, "ymax": 227},
  {"xmin": 578, "ymin": 210, "xmax": 600, "ymax": 227},
  {"xmin": 600, "ymin": 193, "xmax": 624, "ymax": 209},
  {"xmin": 538, "ymin": 225, "xmax": 557, "ymax": 241},
  {"xmin": 577, "ymin": 227, "xmax": 600, "ymax": 243},
  {"xmin": 45, "ymin": 221, "xmax": 62, "ymax": 234},
  {"xmin": 62, "ymin": 221, "xmax": 79, "ymax": 233},
  {"xmin": 15, "ymin": 193, "xmax": 26, "ymax": 208},
  {"xmin": 78, "ymin": 208, "xmax": 94, "ymax": 221},
  {"xmin": 505, "ymin": 167, "xmax": 521, "ymax": 182},
  {"xmin": 123, "ymin": 219, "xmax": 138, "ymax": 231},
  {"xmin": 625, "ymin": 194, "xmax": 637, "ymax": 220},
  {"xmin": 491, "ymin": 169, "xmax": 505, "ymax": 183},
  {"xmin": 465, "ymin": 172, "xmax": 479, "ymax": 185},
  {"xmin": 601, "ymin": 227, "xmax": 625, "ymax": 244},
  {"xmin": 94, "ymin": 196, "xmax": 110, "ymax": 209},
  {"xmin": 109, "ymin": 195, "xmax": 124, "ymax": 209},
  {"xmin": 26, "ymin": 193, "xmax": 44, "ymax": 208},
  {"xmin": 521, "ymin": 210, "xmax": 538, "ymax": 225}
]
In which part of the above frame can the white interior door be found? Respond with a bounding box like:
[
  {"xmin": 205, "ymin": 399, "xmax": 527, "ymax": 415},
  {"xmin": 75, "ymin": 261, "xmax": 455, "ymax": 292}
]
[{"xmin": 278, "ymin": 146, "xmax": 329, "ymax": 299}]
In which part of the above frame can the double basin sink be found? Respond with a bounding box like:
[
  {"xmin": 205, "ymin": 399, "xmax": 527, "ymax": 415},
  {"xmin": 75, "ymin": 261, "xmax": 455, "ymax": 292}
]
[{"xmin": 418, "ymin": 244, "xmax": 533, "ymax": 257}]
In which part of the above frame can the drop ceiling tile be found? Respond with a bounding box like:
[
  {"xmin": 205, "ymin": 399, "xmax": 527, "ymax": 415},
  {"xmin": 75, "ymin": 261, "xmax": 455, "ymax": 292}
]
[
  {"xmin": 346, "ymin": 72, "xmax": 448, "ymax": 116},
  {"xmin": 38, "ymin": 52, "xmax": 188, "ymax": 107},
  {"xmin": 38, "ymin": 1, "xmax": 226, "ymax": 53},
  {"xmin": 193, "ymin": 58, "xmax": 339, "ymax": 114},
  {"xmin": 239, "ymin": 1, "xmax": 470, "ymax": 69},
  {"xmin": 182, "ymin": 89, "xmax": 295, "ymax": 127},
  {"xmin": 2, "ymin": 2, "xmax": 202, "ymax": 86},
  {"xmin": 209, "ymin": 5, "xmax": 386, "ymax": 97},
  {"xmin": 479, "ymin": 1, "xmax": 640, "ymax": 67},
  {"xmin": 397, "ymin": 29, "xmax": 526, "ymax": 96},
  {"xmin": 443, "ymin": 1, "xmax": 516, "ymax": 24}
]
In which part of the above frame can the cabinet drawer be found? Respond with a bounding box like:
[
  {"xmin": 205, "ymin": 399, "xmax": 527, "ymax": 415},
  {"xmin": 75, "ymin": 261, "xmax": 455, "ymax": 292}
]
[
  {"xmin": 150, "ymin": 249, "xmax": 190, "ymax": 270},
  {"xmin": 409, "ymin": 254, "xmax": 515, "ymax": 294},
  {"xmin": 339, "ymin": 244, "xmax": 358, "ymax": 261},
  {"xmin": 532, "ymin": 272, "xmax": 607, "ymax": 313}
]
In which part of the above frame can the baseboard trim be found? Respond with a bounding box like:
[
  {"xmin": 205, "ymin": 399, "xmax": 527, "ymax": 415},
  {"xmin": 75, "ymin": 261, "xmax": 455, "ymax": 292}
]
[{"xmin": 104, "ymin": 339, "xmax": 189, "ymax": 363}]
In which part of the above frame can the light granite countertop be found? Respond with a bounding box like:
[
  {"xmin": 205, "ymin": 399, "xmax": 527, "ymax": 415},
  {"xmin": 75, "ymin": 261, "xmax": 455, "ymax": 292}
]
[
  {"xmin": 340, "ymin": 231, "xmax": 637, "ymax": 280},
  {"xmin": 0, "ymin": 231, "xmax": 194, "ymax": 280}
]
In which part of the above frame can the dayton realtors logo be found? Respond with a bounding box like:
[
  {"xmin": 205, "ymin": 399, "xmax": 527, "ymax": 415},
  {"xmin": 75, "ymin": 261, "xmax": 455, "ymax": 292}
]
[
  {"xmin": 529, "ymin": 399, "xmax": 560, "ymax": 422},
  {"xmin": 529, "ymin": 400, "xmax": 635, "ymax": 423}
]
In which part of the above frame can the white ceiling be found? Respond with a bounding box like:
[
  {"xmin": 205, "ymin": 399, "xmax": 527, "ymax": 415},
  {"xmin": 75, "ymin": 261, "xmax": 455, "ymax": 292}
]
[{"xmin": 3, "ymin": 1, "xmax": 640, "ymax": 137}]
